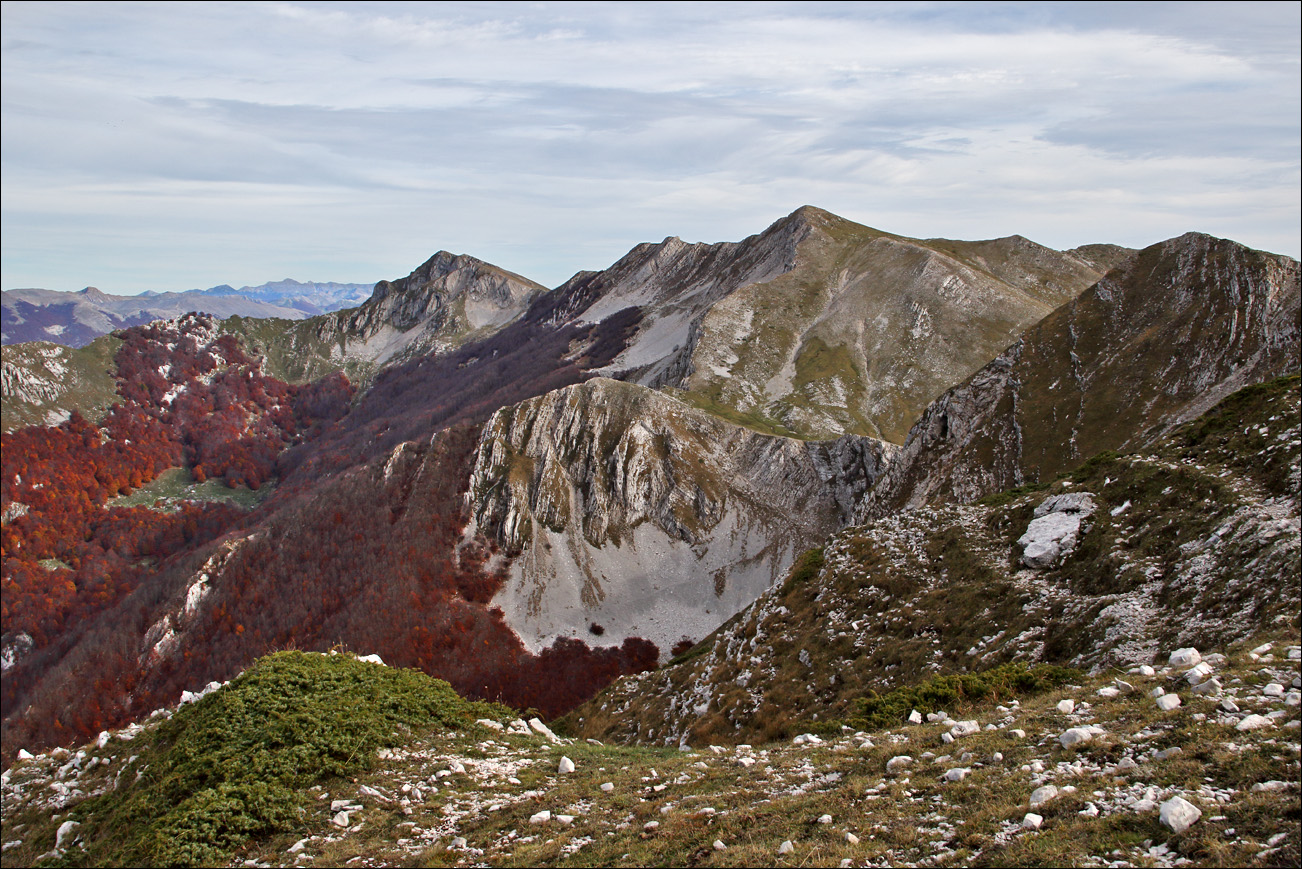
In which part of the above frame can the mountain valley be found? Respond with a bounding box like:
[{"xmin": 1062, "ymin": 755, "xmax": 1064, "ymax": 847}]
[{"xmin": 0, "ymin": 206, "xmax": 1298, "ymax": 867}]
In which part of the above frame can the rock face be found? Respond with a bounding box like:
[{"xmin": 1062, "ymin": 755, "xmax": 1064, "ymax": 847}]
[
  {"xmin": 466, "ymin": 378, "xmax": 894, "ymax": 657},
  {"xmin": 567, "ymin": 206, "xmax": 1109, "ymax": 443},
  {"xmin": 859, "ymin": 232, "xmax": 1301, "ymax": 519}
]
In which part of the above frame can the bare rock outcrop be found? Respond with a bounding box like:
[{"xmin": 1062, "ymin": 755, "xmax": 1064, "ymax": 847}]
[{"xmin": 466, "ymin": 378, "xmax": 893, "ymax": 657}]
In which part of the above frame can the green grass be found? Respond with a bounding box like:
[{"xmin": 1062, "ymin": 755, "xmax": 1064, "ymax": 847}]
[
  {"xmin": 836, "ymin": 662, "xmax": 1078, "ymax": 731},
  {"xmin": 106, "ymin": 467, "xmax": 273, "ymax": 511},
  {"xmin": 53, "ymin": 651, "xmax": 511, "ymax": 867}
]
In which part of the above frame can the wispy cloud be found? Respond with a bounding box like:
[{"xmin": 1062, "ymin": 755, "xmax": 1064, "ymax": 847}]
[{"xmin": 2, "ymin": 1, "xmax": 1297, "ymax": 293}]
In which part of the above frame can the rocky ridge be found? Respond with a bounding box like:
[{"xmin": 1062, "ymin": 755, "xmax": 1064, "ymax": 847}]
[
  {"xmin": 221, "ymin": 251, "xmax": 546, "ymax": 387},
  {"xmin": 2, "ymin": 641, "xmax": 1298, "ymax": 868},
  {"xmin": 860, "ymin": 232, "xmax": 1301, "ymax": 519}
]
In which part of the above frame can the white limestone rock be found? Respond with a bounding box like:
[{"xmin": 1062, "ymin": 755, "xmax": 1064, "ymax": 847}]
[
  {"xmin": 1030, "ymin": 785, "xmax": 1058, "ymax": 807},
  {"xmin": 1169, "ymin": 648, "xmax": 1201, "ymax": 669},
  {"xmin": 1018, "ymin": 493, "xmax": 1096, "ymax": 568},
  {"xmin": 886, "ymin": 755, "xmax": 913, "ymax": 774},
  {"xmin": 558, "ymin": 756, "xmax": 575, "ymax": 774},
  {"xmin": 1023, "ymin": 812, "xmax": 1044, "ymax": 830},
  {"xmin": 1059, "ymin": 727, "xmax": 1095, "ymax": 748},
  {"xmin": 1159, "ymin": 796, "xmax": 1202, "ymax": 834},
  {"xmin": 1236, "ymin": 714, "xmax": 1274, "ymax": 731},
  {"xmin": 1156, "ymin": 693, "xmax": 1182, "ymax": 711}
]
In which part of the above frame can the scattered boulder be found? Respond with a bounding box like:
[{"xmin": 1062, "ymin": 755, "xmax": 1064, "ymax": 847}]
[
  {"xmin": 1023, "ymin": 812, "xmax": 1044, "ymax": 830},
  {"xmin": 1157, "ymin": 693, "xmax": 1182, "ymax": 711},
  {"xmin": 1018, "ymin": 493, "xmax": 1096, "ymax": 568},
  {"xmin": 943, "ymin": 767, "xmax": 971, "ymax": 782},
  {"xmin": 529, "ymin": 718, "xmax": 561, "ymax": 742},
  {"xmin": 530, "ymin": 810, "xmax": 552, "ymax": 824},
  {"xmin": 1029, "ymin": 784, "xmax": 1058, "ymax": 807},
  {"xmin": 779, "ymin": 840, "xmax": 795, "ymax": 854},
  {"xmin": 886, "ymin": 755, "xmax": 913, "ymax": 774},
  {"xmin": 1169, "ymin": 648, "xmax": 1202, "ymax": 669},
  {"xmin": 1057, "ymin": 699, "xmax": 1076, "ymax": 714},
  {"xmin": 1236, "ymin": 714, "xmax": 1274, "ymax": 731},
  {"xmin": 714, "ymin": 840, "xmax": 728, "ymax": 851},
  {"xmin": 1059, "ymin": 727, "xmax": 1095, "ymax": 748},
  {"xmin": 558, "ymin": 756, "xmax": 575, "ymax": 774},
  {"xmin": 1160, "ymin": 796, "xmax": 1202, "ymax": 834}
]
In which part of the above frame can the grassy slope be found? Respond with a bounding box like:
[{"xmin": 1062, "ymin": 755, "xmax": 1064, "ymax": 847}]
[
  {"xmin": 0, "ymin": 336, "xmax": 122, "ymax": 431},
  {"xmin": 3, "ymin": 640, "xmax": 1297, "ymax": 868}
]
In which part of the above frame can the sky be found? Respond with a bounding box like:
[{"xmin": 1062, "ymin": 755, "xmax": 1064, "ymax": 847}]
[{"xmin": 2, "ymin": 1, "xmax": 1299, "ymax": 294}]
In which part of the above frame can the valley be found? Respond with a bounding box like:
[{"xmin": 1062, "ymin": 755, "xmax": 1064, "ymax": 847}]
[{"xmin": 0, "ymin": 207, "xmax": 1298, "ymax": 867}]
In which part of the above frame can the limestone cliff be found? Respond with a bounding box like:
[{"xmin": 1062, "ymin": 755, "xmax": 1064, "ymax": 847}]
[{"xmin": 465, "ymin": 378, "xmax": 894, "ymax": 658}]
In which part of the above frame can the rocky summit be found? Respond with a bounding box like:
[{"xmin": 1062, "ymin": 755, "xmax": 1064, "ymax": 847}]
[{"xmin": 0, "ymin": 208, "xmax": 1298, "ymax": 868}]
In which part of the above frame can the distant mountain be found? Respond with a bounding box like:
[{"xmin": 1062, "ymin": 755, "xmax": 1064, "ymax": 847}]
[{"xmin": 1, "ymin": 280, "xmax": 376, "ymax": 347}]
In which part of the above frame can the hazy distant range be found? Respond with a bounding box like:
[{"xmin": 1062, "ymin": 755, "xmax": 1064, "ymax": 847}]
[{"xmin": 1, "ymin": 279, "xmax": 376, "ymax": 347}]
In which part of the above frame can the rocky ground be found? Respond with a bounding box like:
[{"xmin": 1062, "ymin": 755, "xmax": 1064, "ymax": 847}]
[{"xmin": 2, "ymin": 639, "xmax": 1299, "ymax": 868}]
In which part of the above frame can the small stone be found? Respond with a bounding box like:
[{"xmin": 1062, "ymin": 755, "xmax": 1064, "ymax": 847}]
[
  {"xmin": 1185, "ymin": 662, "xmax": 1214, "ymax": 685},
  {"xmin": 16, "ymin": 749, "xmax": 34, "ymax": 760},
  {"xmin": 1138, "ymin": 665, "xmax": 1156, "ymax": 676},
  {"xmin": 287, "ymin": 839, "xmax": 308, "ymax": 854},
  {"xmin": 530, "ymin": 810, "xmax": 551, "ymax": 824},
  {"xmin": 1096, "ymin": 687, "xmax": 1120, "ymax": 698},
  {"xmin": 1236, "ymin": 714, "xmax": 1274, "ymax": 731},
  {"xmin": 818, "ymin": 814, "xmax": 833, "ymax": 824},
  {"xmin": 908, "ymin": 709, "xmax": 923, "ymax": 724},
  {"xmin": 1263, "ymin": 683, "xmax": 1286, "ymax": 698},
  {"xmin": 1155, "ymin": 747, "xmax": 1183, "ymax": 760},
  {"xmin": 1114, "ymin": 679, "xmax": 1135, "ymax": 693},
  {"xmin": 1250, "ymin": 643, "xmax": 1273, "ymax": 656},
  {"xmin": 557, "ymin": 815, "xmax": 574, "ymax": 826},
  {"xmin": 1169, "ymin": 648, "xmax": 1201, "ymax": 668},
  {"xmin": 778, "ymin": 840, "xmax": 794, "ymax": 854},
  {"xmin": 1219, "ymin": 697, "xmax": 1240, "ymax": 713},
  {"xmin": 331, "ymin": 811, "xmax": 350, "ymax": 828},
  {"xmin": 1251, "ymin": 780, "xmax": 1289, "ymax": 793},
  {"xmin": 1115, "ymin": 756, "xmax": 1139, "ymax": 773},
  {"xmin": 845, "ymin": 832, "xmax": 860, "ymax": 844},
  {"xmin": 886, "ymin": 755, "xmax": 913, "ymax": 774},
  {"xmin": 714, "ymin": 840, "xmax": 727, "ymax": 851},
  {"xmin": 449, "ymin": 837, "xmax": 467, "ymax": 849},
  {"xmin": 941, "ymin": 732, "xmax": 954, "ymax": 744},
  {"xmin": 1159, "ymin": 796, "xmax": 1202, "ymax": 834},
  {"xmin": 1057, "ymin": 699, "xmax": 1076, "ymax": 714},
  {"xmin": 1079, "ymin": 802, "xmax": 1099, "ymax": 817},
  {"xmin": 1156, "ymin": 693, "xmax": 1182, "ymax": 711},
  {"xmin": 950, "ymin": 720, "xmax": 980, "ymax": 737},
  {"xmin": 1010, "ymin": 729, "xmax": 1026, "ymax": 738},
  {"xmin": 528, "ymin": 717, "xmax": 561, "ymax": 742},
  {"xmin": 558, "ymin": 756, "xmax": 575, "ymax": 774},
  {"xmin": 1150, "ymin": 686, "xmax": 1166, "ymax": 698},
  {"xmin": 600, "ymin": 782, "xmax": 615, "ymax": 793},
  {"xmin": 330, "ymin": 799, "xmax": 350, "ymax": 811},
  {"xmin": 1192, "ymin": 678, "xmax": 1222, "ymax": 696},
  {"xmin": 643, "ymin": 821, "xmax": 659, "ymax": 832},
  {"xmin": 1059, "ymin": 727, "xmax": 1094, "ymax": 748},
  {"xmin": 943, "ymin": 767, "xmax": 971, "ymax": 782},
  {"xmin": 1030, "ymin": 785, "xmax": 1058, "ymax": 807},
  {"xmin": 1023, "ymin": 812, "xmax": 1044, "ymax": 830}
]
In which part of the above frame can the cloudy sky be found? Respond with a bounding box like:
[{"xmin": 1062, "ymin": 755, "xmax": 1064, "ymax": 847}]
[{"xmin": 2, "ymin": 1, "xmax": 1298, "ymax": 294}]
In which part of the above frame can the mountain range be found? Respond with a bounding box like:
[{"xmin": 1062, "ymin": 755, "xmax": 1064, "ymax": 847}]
[
  {"xmin": 1, "ymin": 280, "xmax": 377, "ymax": 348},
  {"xmin": 0, "ymin": 206, "xmax": 1298, "ymax": 866}
]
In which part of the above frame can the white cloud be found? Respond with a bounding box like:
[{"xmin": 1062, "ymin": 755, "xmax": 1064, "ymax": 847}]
[{"xmin": 2, "ymin": 1, "xmax": 1297, "ymax": 293}]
